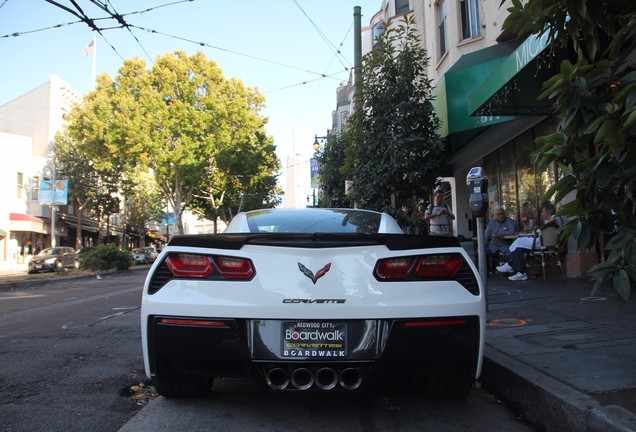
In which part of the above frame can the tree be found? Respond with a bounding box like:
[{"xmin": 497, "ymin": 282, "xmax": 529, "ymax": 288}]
[
  {"xmin": 315, "ymin": 133, "xmax": 350, "ymax": 208},
  {"xmin": 502, "ymin": 0, "xmax": 636, "ymax": 301},
  {"xmin": 121, "ymin": 166, "xmax": 165, "ymax": 239},
  {"xmin": 344, "ymin": 15, "xmax": 446, "ymax": 221},
  {"xmin": 65, "ymin": 51, "xmax": 280, "ymax": 235},
  {"xmin": 54, "ymin": 131, "xmax": 121, "ymax": 249},
  {"xmin": 191, "ymin": 128, "xmax": 281, "ymax": 232}
]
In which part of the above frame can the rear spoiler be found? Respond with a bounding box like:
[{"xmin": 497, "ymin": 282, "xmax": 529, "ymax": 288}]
[{"xmin": 167, "ymin": 233, "xmax": 460, "ymax": 251}]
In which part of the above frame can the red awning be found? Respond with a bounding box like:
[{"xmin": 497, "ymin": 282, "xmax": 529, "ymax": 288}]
[
  {"xmin": 9, "ymin": 213, "xmax": 47, "ymax": 234},
  {"xmin": 9, "ymin": 213, "xmax": 45, "ymax": 223}
]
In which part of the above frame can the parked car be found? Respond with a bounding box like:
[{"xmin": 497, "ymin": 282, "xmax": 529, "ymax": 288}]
[
  {"xmin": 141, "ymin": 208, "xmax": 486, "ymax": 399},
  {"xmin": 132, "ymin": 247, "xmax": 157, "ymax": 265},
  {"xmin": 28, "ymin": 247, "xmax": 80, "ymax": 273}
]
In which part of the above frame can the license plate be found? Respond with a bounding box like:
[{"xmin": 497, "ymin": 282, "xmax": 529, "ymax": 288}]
[{"xmin": 281, "ymin": 322, "xmax": 347, "ymax": 358}]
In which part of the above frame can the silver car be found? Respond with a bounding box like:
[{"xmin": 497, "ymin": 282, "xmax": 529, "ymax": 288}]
[{"xmin": 132, "ymin": 247, "xmax": 158, "ymax": 265}]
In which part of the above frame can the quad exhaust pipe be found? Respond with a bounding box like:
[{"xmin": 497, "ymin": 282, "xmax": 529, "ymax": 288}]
[
  {"xmin": 265, "ymin": 367, "xmax": 289, "ymax": 390},
  {"xmin": 339, "ymin": 367, "xmax": 363, "ymax": 390},
  {"xmin": 264, "ymin": 366, "xmax": 362, "ymax": 391}
]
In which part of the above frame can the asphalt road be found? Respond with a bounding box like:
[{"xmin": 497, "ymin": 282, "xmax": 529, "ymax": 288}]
[
  {"xmin": 0, "ymin": 270, "xmax": 147, "ymax": 432},
  {"xmin": 0, "ymin": 269, "xmax": 537, "ymax": 432}
]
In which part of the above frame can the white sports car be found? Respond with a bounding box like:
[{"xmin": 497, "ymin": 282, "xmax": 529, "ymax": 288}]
[{"xmin": 141, "ymin": 208, "xmax": 485, "ymax": 398}]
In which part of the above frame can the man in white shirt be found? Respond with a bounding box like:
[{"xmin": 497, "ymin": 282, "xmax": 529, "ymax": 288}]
[{"xmin": 423, "ymin": 189, "xmax": 455, "ymax": 236}]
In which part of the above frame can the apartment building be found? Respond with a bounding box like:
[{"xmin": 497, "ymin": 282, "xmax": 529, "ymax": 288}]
[
  {"xmin": 0, "ymin": 75, "xmax": 79, "ymax": 266},
  {"xmin": 343, "ymin": 0, "xmax": 595, "ymax": 276}
]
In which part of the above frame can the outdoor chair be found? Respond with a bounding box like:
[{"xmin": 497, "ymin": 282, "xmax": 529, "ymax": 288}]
[{"xmin": 527, "ymin": 225, "xmax": 565, "ymax": 279}]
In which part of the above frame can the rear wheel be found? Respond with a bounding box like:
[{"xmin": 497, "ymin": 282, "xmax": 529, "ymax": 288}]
[{"xmin": 152, "ymin": 375, "xmax": 213, "ymax": 398}]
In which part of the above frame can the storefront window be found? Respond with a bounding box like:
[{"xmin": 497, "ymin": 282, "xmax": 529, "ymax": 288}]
[
  {"xmin": 534, "ymin": 120, "xmax": 559, "ymax": 222},
  {"xmin": 484, "ymin": 153, "xmax": 499, "ymax": 219},
  {"xmin": 498, "ymin": 145, "xmax": 516, "ymax": 225},
  {"xmin": 515, "ymin": 132, "xmax": 538, "ymax": 231},
  {"xmin": 480, "ymin": 119, "xmax": 560, "ymax": 235}
]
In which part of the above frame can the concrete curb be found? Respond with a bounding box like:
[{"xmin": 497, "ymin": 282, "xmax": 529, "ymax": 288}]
[
  {"xmin": 0, "ymin": 268, "xmax": 124, "ymax": 292},
  {"xmin": 481, "ymin": 346, "xmax": 636, "ymax": 432}
]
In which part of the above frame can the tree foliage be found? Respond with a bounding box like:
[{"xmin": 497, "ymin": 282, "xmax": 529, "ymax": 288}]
[
  {"xmin": 54, "ymin": 131, "xmax": 121, "ymax": 249},
  {"xmin": 315, "ymin": 133, "xmax": 350, "ymax": 208},
  {"xmin": 64, "ymin": 51, "xmax": 280, "ymax": 235},
  {"xmin": 502, "ymin": 0, "xmax": 636, "ymax": 301},
  {"xmin": 122, "ymin": 166, "xmax": 165, "ymax": 231},
  {"xmin": 344, "ymin": 15, "xmax": 445, "ymax": 221}
]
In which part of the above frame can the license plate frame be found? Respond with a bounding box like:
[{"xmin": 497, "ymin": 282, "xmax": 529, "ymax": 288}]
[{"xmin": 281, "ymin": 321, "xmax": 347, "ymax": 358}]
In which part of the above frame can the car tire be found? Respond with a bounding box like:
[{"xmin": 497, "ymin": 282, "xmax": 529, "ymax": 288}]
[
  {"xmin": 152, "ymin": 375, "xmax": 213, "ymax": 399},
  {"xmin": 416, "ymin": 373, "xmax": 473, "ymax": 399}
]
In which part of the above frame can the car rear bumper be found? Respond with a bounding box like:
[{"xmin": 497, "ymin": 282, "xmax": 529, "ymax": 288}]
[{"xmin": 146, "ymin": 315, "xmax": 482, "ymax": 392}]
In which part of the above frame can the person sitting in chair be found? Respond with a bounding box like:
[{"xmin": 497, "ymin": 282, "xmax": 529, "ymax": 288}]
[
  {"xmin": 485, "ymin": 207, "xmax": 516, "ymax": 265},
  {"xmin": 497, "ymin": 202, "xmax": 560, "ymax": 281}
]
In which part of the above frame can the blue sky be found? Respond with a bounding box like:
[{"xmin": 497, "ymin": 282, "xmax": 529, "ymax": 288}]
[{"xmin": 0, "ymin": 0, "xmax": 377, "ymax": 197}]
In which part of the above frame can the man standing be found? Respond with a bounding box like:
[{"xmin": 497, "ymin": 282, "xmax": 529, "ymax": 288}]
[
  {"xmin": 485, "ymin": 207, "xmax": 516, "ymax": 261},
  {"xmin": 424, "ymin": 189, "xmax": 455, "ymax": 236}
]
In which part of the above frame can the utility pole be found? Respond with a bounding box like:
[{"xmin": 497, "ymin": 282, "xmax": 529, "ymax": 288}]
[
  {"xmin": 353, "ymin": 6, "xmax": 362, "ymax": 101},
  {"xmin": 49, "ymin": 164, "xmax": 57, "ymax": 248}
]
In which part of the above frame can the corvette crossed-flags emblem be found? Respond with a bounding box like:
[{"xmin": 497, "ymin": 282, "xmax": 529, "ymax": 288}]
[{"xmin": 298, "ymin": 262, "xmax": 331, "ymax": 284}]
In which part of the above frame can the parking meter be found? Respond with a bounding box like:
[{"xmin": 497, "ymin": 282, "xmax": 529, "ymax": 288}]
[
  {"xmin": 466, "ymin": 167, "xmax": 488, "ymax": 299},
  {"xmin": 466, "ymin": 167, "xmax": 488, "ymax": 217}
]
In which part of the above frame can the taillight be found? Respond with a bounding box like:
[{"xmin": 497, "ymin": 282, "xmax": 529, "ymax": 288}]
[
  {"xmin": 165, "ymin": 254, "xmax": 213, "ymax": 278},
  {"xmin": 213, "ymin": 256, "xmax": 254, "ymax": 279},
  {"xmin": 375, "ymin": 257, "xmax": 417, "ymax": 279},
  {"xmin": 374, "ymin": 253, "xmax": 464, "ymax": 280},
  {"xmin": 415, "ymin": 254, "xmax": 463, "ymax": 278},
  {"xmin": 163, "ymin": 253, "xmax": 254, "ymax": 279}
]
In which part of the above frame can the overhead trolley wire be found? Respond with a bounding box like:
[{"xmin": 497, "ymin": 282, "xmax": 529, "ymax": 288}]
[
  {"xmin": 129, "ymin": 24, "xmax": 347, "ymax": 82},
  {"xmin": 291, "ymin": 0, "xmax": 352, "ymax": 71},
  {"xmin": 2, "ymin": 0, "xmax": 350, "ymax": 98},
  {"xmin": 86, "ymin": 0, "xmax": 155, "ymax": 64}
]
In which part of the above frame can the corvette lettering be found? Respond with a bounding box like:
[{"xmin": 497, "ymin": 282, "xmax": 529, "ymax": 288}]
[
  {"xmin": 282, "ymin": 299, "xmax": 345, "ymax": 304},
  {"xmin": 286, "ymin": 343, "xmax": 342, "ymax": 348}
]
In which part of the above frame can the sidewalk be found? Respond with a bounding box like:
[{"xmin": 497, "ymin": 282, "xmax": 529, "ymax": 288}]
[
  {"xmin": 481, "ymin": 275, "xmax": 636, "ymax": 431},
  {"xmin": 1, "ymin": 264, "xmax": 634, "ymax": 431}
]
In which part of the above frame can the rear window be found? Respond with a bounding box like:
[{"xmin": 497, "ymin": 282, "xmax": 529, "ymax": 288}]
[{"xmin": 245, "ymin": 209, "xmax": 381, "ymax": 234}]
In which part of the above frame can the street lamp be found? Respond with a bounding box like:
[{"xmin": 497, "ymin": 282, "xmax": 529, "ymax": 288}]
[{"xmin": 313, "ymin": 134, "xmax": 327, "ymax": 152}]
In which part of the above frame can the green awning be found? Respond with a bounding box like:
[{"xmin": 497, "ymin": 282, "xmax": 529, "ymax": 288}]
[
  {"xmin": 432, "ymin": 41, "xmax": 522, "ymax": 151},
  {"xmin": 468, "ymin": 32, "xmax": 557, "ymax": 116}
]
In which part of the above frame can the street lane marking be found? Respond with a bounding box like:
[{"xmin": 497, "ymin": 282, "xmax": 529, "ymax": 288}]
[{"xmin": 0, "ymin": 294, "xmax": 46, "ymax": 300}]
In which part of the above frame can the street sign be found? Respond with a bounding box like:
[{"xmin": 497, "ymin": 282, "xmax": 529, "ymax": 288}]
[
  {"xmin": 39, "ymin": 180, "xmax": 68, "ymax": 205},
  {"xmin": 161, "ymin": 212, "xmax": 175, "ymax": 225},
  {"xmin": 310, "ymin": 158, "xmax": 321, "ymax": 188}
]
